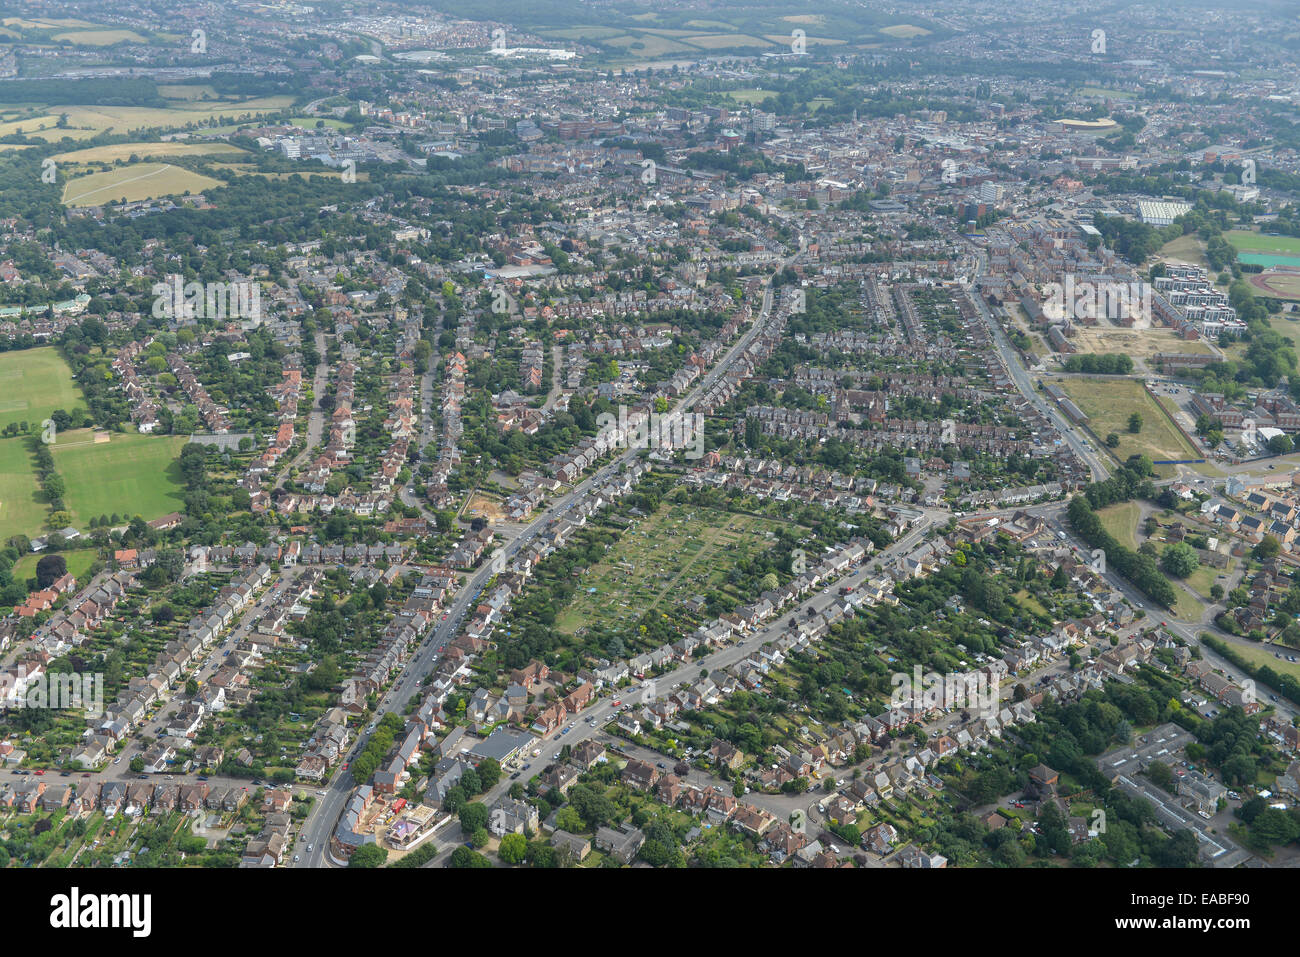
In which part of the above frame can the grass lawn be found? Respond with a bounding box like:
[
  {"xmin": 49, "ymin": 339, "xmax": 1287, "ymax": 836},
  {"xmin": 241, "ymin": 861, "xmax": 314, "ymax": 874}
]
[
  {"xmin": 10, "ymin": 547, "xmax": 96, "ymax": 584},
  {"xmin": 1182, "ymin": 561, "xmax": 1230, "ymax": 601},
  {"xmin": 1097, "ymin": 501, "xmax": 1140, "ymax": 550},
  {"xmin": 1059, "ymin": 377, "xmax": 1200, "ymax": 466},
  {"xmin": 0, "ymin": 436, "xmax": 43, "ymax": 540},
  {"xmin": 1225, "ymin": 639, "xmax": 1300, "ymax": 684},
  {"xmin": 51, "ymin": 430, "xmax": 187, "ymax": 526},
  {"xmin": 0, "ymin": 346, "xmax": 84, "ymax": 431}
]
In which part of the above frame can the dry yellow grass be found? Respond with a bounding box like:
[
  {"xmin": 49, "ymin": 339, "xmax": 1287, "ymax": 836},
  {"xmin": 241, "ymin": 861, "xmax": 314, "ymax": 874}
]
[
  {"xmin": 61, "ymin": 162, "xmax": 223, "ymax": 207},
  {"xmin": 52, "ymin": 141, "xmax": 246, "ymax": 164}
]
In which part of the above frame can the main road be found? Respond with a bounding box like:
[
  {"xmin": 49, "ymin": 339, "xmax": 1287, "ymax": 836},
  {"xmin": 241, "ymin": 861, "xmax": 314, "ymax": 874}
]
[{"xmin": 967, "ymin": 248, "xmax": 1109, "ymax": 482}]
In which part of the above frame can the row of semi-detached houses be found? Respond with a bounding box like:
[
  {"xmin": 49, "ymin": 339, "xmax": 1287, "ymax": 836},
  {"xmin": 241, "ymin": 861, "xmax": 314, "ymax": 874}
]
[
  {"xmin": 331, "ymin": 462, "xmax": 660, "ymax": 856},
  {"xmin": 167, "ymin": 352, "xmax": 230, "ymax": 433},
  {"xmin": 67, "ymin": 564, "xmax": 271, "ymax": 769},
  {"xmin": 110, "ymin": 338, "xmax": 163, "ymax": 433}
]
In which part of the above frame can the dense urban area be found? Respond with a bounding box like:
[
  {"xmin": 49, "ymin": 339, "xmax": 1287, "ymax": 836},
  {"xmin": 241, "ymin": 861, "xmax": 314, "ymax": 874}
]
[{"xmin": 0, "ymin": 0, "xmax": 1299, "ymax": 877}]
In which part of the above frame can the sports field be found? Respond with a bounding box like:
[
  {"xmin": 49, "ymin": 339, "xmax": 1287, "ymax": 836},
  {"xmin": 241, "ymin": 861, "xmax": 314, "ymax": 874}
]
[
  {"xmin": 1226, "ymin": 230, "xmax": 1300, "ymax": 270},
  {"xmin": 0, "ymin": 347, "xmax": 84, "ymax": 431},
  {"xmin": 0, "ymin": 437, "xmax": 43, "ymax": 541},
  {"xmin": 61, "ymin": 162, "xmax": 223, "ymax": 207},
  {"xmin": 555, "ymin": 502, "xmax": 797, "ymax": 635},
  {"xmin": 51, "ymin": 430, "xmax": 187, "ymax": 525}
]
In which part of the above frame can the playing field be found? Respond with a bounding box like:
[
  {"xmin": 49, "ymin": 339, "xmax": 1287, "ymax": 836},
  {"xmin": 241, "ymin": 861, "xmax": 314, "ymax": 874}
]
[
  {"xmin": 1246, "ymin": 271, "xmax": 1300, "ymax": 301},
  {"xmin": 0, "ymin": 437, "xmax": 43, "ymax": 541},
  {"xmin": 0, "ymin": 347, "xmax": 84, "ymax": 431},
  {"xmin": 555, "ymin": 502, "xmax": 797, "ymax": 635},
  {"xmin": 1059, "ymin": 377, "xmax": 1200, "ymax": 465},
  {"xmin": 61, "ymin": 162, "xmax": 223, "ymax": 207},
  {"xmin": 51, "ymin": 430, "xmax": 187, "ymax": 525}
]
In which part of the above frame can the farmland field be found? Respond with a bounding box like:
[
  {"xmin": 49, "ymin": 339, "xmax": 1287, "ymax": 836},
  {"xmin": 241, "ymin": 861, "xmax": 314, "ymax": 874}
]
[
  {"xmin": 52, "ymin": 141, "xmax": 247, "ymax": 164},
  {"xmin": 0, "ymin": 347, "xmax": 84, "ymax": 431},
  {"xmin": 51, "ymin": 430, "xmax": 187, "ymax": 525},
  {"xmin": 0, "ymin": 437, "xmax": 43, "ymax": 541},
  {"xmin": 16, "ymin": 97, "xmax": 296, "ymax": 142},
  {"xmin": 554, "ymin": 502, "xmax": 798, "ymax": 635},
  {"xmin": 1059, "ymin": 377, "xmax": 1200, "ymax": 466},
  {"xmin": 61, "ymin": 162, "xmax": 223, "ymax": 207}
]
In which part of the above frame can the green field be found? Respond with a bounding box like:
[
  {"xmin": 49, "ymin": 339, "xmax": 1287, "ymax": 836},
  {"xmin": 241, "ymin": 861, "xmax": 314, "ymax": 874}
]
[
  {"xmin": 1225, "ymin": 639, "xmax": 1300, "ymax": 684},
  {"xmin": 1059, "ymin": 377, "xmax": 1200, "ymax": 467},
  {"xmin": 0, "ymin": 347, "xmax": 84, "ymax": 431},
  {"xmin": 555, "ymin": 502, "xmax": 797, "ymax": 635},
  {"xmin": 1225, "ymin": 231, "xmax": 1300, "ymax": 256},
  {"xmin": 1097, "ymin": 501, "xmax": 1140, "ymax": 551},
  {"xmin": 51, "ymin": 430, "xmax": 187, "ymax": 526},
  {"xmin": 0, "ymin": 437, "xmax": 43, "ymax": 541},
  {"xmin": 10, "ymin": 547, "xmax": 96, "ymax": 585}
]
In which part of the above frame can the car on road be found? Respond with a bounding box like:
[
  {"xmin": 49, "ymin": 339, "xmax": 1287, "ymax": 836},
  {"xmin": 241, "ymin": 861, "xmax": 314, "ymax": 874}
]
[
  {"xmin": 317, "ymin": 789, "xmax": 327, "ymax": 796},
  {"xmin": 307, "ymin": 844, "xmax": 313, "ymax": 853},
  {"xmin": 34, "ymin": 769, "xmax": 44, "ymax": 775},
  {"xmin": 293, "ymin": 855, "xmax": 300, "ymax": 863}
]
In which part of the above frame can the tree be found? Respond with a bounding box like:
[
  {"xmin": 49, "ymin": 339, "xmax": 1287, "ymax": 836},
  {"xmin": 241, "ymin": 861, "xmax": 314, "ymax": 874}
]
[
  {"xmin": 476, "ymin": 758, "xmax": 501, "ymax": 790},
  {"xmin": 129, "ymin": 756, "xmax": 144, "ymax": 773},
  {"xmin": 459, "ymin": 802, "xmax": 489, "ymax": 833},
  {"xmin": 1254, "ymin": 535, "xmax": 1281, "ymax": 560},
  {"xmin": 1210, "ymin": 584, "xmax": 1224, "ymax": 601},
  {"xmin": 1161, "ymin": 542, "xmax": 1199, "ymax": 578},
  {"xmin": 348, "ymin": 844, "xmax": 388, "ymax": 867},
  {"xmin": 498, "ymin": 832, "xmax": 527, "ymax": 864},
  {"xmin": 1105, "ymin": 433, "xmax": 1120, "ymax": 448},
  {"xmin": 1128, "ymin": 412, "xmax": 1143, "ymax": 434},
  {"xmin": 35, "ymin": 553, "xmax": 67, "ymax": 588},
  {"xmin": 449, "ymin": 846, "xmax": 492, "ymax": 868}
]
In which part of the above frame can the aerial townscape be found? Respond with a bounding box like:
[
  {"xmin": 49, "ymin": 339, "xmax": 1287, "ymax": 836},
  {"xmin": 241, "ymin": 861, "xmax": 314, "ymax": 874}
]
[{"xmin": 0, "ymin": 0, "xmax": 1298, "ymax": 904}]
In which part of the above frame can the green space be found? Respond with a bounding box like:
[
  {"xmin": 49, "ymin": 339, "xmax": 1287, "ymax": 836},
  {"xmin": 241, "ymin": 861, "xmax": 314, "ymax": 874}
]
[
  {"xmin": 1059, "ymin": 377, "xmax": 1200, "ymax": 469},
  {"xmin": 1225, "ymin": 639, "xmax": 1300, "ymax": 684},
  {"xmin": 554, "ymin": 502, "xmax": 797, "ymax": 635},
  {"xmin": 0, "ymin": 437, "xmax": 42, "ymax": 540},
  {"xmin": 10, "ymin": 547, "xmax": 97, "ymax": 585},
  {"xmin": 1097, "ymin": 501, "xmax": 1140, "ymax": 551},
  {"xmin": 51, "ymin": 430, "xmax": 188, "ymax": 526},
  {"xmin": 0, "ymin": 347, "xmax": 83, "ymax": 431}
]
